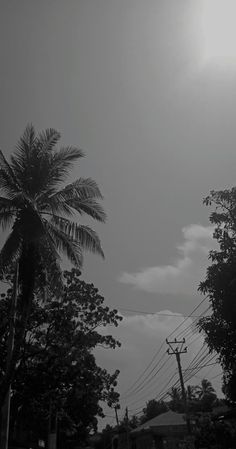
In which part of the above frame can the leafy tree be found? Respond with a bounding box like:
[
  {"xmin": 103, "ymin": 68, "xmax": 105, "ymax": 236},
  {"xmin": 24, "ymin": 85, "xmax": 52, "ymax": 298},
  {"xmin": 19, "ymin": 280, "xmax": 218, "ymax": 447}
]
[
  {"xmin": 140, "ymin": 399, "xmax": 168, "ymax": 423},
  {"xmin": 194, "ymin": 415, "xmax": 236, "ymax": 449},
  {"xmin": 95, "ymin": 425, "xmax": 114, "ymax": 449},
  {"xmin": 198, "ymin": 188, "xmax": 236, "ymax": 402},
  {"xmin": 0, "ymin": 269, "xmax": 122, "ymax": 446}
]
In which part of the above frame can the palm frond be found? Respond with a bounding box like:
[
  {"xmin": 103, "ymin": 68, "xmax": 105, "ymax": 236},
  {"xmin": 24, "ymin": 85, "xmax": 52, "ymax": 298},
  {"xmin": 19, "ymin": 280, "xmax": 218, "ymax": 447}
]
[
  {"xmin": 0, "ymin": 227, "xmax": 22, "ymax": 274},
  {"xmin": 42, "ymin": 178, "xmax": 106, "ymax": 222},
  {"xmin": 68, "ymin": 197, "xmax": 106, "ymax": 222},
  {"xmin": 36, "ymin": 128, "xmax": 61, "ymax": 154},
  {"xmin": 40, "ymin": 195, "xmax": 74, "ymax": 216},
  {"xmin": 11, "ymin": 126, "xmax": 57, "ymax": 197},
  {"xmin": 73, "ymin": 224, "xmax": 104, "ymax": 257},
  {"xmin": 49, "ymin": 216, "xmax": 104, "ymax": 258},
  {"xmin": 0, "ymin": 197, "xmax": 17, "ymax": 211},
  {"xmin": 43, "ymin": 219, "xmax": 83, "ymax": 266},
  {"xmin": 41, "ymin": 146, "xmax": 84, "ymax": 190},
  {"xmin": 0, "ymin": 151, "xmax": 20, "ymax": 197},
  {"xmin": 0, "ymin": 211, "xmax": 15, "ymax": 231},
  {"xmin": 33, "ymin": 147, "xmax": 84, "ymax": 202},
  {"xmin": 11, "ymin": 124, "xmax": 36, "ymax": 168},
  {"xmin": 50, "ymin": 178, "xmax": 103, "ymax": 202},
  {"xmin": 52, "ymin": 146, "xmax": 84, "ymax": 167}
]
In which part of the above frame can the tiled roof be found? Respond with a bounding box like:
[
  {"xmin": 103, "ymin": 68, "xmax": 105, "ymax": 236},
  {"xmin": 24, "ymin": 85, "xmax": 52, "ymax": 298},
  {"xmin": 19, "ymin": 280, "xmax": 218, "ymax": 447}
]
[{"xmin": 131, "ymin": 410, "xmax": 186, "ymax": 433}]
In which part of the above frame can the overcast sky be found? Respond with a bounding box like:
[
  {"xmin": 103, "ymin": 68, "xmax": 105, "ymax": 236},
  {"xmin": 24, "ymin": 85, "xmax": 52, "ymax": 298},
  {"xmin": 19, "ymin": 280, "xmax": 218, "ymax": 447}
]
[{"xmin": 1, "ymin": 0, "xmax": 235, "ymax": 427}]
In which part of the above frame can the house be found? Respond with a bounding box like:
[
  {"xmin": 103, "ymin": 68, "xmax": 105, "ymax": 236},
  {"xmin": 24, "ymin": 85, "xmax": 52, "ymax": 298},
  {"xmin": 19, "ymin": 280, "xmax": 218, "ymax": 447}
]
[{"xmin": 130, "ymin": 410, "xmax": 194, "ymax": 449}]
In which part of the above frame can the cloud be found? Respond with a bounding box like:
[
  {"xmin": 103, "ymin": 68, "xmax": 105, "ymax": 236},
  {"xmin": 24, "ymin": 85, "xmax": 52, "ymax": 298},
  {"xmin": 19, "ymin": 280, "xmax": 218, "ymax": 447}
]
[{"xmin": 119, "ymin": 224, "xmax": 215, "ymax": 295}]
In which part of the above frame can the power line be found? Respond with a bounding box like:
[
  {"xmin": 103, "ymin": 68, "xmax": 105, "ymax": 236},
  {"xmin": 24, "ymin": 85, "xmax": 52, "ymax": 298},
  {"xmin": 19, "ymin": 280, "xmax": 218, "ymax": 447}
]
[
  {"xmin": 175, "ymin": 306, "xmax": 211, "ymax": 340},
  {"xmin": 121, "ymin": 341, "xmax": 166, "ymax": 397},
  {"xmin": 183, "ymin": 362, "xmax": 218, "ymax": 372},
  {"xmin": 123, "ymin": 360, "xmax": 176, "ymax": 407},
  {"xmin": 210, "ymin": 372, "xmax": 223, "ymax": 381},
  {"xmin": 123, "ymin": 357, "xmax": 171, "ymax": 398},
  {"xmin": 123, "ymin": 361, "xmax": 177, "ymax": 409},
  {"xmin": 168, "ymin": 296, "xmax": 209, "ymax": 339},
  {"xmin": 183, "ymin": 354, "xmax": 218, "ymax": 384}
]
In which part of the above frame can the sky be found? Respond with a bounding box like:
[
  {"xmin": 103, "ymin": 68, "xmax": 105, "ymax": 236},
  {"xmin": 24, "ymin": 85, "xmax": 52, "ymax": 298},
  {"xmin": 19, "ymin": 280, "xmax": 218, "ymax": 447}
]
[{"xmin": 1, "ymin": 0, "xmax": 236, "ymax": 427}]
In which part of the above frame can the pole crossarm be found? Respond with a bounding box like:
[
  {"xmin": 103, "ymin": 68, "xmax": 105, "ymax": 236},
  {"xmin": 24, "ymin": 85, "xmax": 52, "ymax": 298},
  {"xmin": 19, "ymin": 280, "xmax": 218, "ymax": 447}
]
[{"xmin": 166, "ymin": 338, "xmax": 187, "ymax": 355}]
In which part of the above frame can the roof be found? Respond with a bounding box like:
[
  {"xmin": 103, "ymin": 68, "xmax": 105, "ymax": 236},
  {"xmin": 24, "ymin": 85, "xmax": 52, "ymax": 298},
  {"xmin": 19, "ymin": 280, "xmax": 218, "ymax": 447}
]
[{"xmin": 131, "ymin": 410, "xmax": 186, "ymax": 434}]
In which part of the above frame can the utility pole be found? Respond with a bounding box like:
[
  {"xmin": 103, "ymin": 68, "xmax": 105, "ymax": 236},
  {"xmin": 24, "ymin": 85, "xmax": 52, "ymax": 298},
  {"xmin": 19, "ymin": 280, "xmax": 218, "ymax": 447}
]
[
  {"xmin": 166, "ymin": 338, "xmax": 191, "ymax": 434},
  {"xmin": 114, "ymin": 405, "xmax": 120, "ymax": 426},
  {"xmin": 125, "ymin": 407, "xmax": 130, "ymax": 449}
]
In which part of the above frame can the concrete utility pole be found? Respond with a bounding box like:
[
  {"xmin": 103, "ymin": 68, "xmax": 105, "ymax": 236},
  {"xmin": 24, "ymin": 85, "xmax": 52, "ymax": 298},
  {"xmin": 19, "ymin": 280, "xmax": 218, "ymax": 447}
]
[{"xmin": 166, "ymin": 338, "xmax": 191, "ymax": 434}]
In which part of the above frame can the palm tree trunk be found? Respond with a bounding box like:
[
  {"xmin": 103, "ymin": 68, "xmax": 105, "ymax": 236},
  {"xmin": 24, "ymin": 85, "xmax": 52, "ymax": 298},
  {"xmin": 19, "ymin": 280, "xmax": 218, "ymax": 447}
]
[
  {"xmin": 0, "ymin": 290, "xmax": 32, "ymax": 406},
  {"xmin": 0, "ymin": 246, "xmax": 36, "ymax": 406},
  {"xmin": 0, "ymin": 264, "xmax": 19, "ymax": 449}
]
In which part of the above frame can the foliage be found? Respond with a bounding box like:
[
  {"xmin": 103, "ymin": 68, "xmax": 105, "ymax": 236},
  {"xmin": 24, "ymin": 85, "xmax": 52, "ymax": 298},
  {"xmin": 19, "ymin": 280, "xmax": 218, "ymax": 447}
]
[
  {"xmin": 198, "ymin": 188, "xmax": 236, "ymax": 401},
  {"xmin": 140, "ymin": 399, "xmax": 168, "ymax": 423},
  {"xmin": 167, "ymin": 387, "xmax": 185, "ymax": 412},
  {"xmin": 194, "ymin": 415, "xmax": 236, "ymax": 449},
  {"xmin": 0, "ymin": 269, "xmax": 122, "ymax": 446}
]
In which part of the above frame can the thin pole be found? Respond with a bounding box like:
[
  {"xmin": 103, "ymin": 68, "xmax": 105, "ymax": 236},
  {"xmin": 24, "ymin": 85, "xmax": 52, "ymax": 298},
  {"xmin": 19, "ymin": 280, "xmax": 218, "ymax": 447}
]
[
  {"xmin": 125, "ymin": 407, "xmax": 130, "ymax": 449},
  {"xmin": 0, "ymin": 264, "xmax": 19, "ymax": 449},
  {"xmin": 176, "ymin": 352, "xmax": 187, "ymax": 407},
  {"xmin": 115, "ymin": 406, "xmax": 119, "ymax": 426}
]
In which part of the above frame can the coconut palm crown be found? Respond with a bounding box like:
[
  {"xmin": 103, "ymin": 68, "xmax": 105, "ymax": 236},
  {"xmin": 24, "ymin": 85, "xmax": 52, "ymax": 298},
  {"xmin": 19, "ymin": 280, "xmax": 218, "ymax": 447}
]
[{"xmin": 0, "ymin": 125, "xmax": 106, "ymax": 290}]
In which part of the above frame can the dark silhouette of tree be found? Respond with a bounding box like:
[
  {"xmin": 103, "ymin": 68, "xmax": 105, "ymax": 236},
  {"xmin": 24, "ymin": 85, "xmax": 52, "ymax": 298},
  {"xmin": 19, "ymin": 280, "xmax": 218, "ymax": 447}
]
[
  {"xmin": 194, "ymin": 415, "xmax": 236, "ymax": 449},
  {"xmin": 167, "ymin": 387, "xmax": 184, "ymax": 412},
  {"xmin": 195, "ymin": 379, "xmax": 217, "ymax": 412},
  {"xmin": 140, "ymin": 400, "xmax": 168, "ymax": 423},
  {"xmin": 186, "ymin": 385, "xmax": 198, "ymax": 402},
  {"xmin": 198, "ymin": 188, "xmax": 236, "ymax": 402},
  {"xmin": 0, "ymin": 124, "xmax": 106, "ymax": 445},
  {"xmin": 197, "ymin": 379, "xmax": 215, "ymax": 399},
  {"xmin": 0, "ymin": 269, "xmax": 121, "ymax": 447}
]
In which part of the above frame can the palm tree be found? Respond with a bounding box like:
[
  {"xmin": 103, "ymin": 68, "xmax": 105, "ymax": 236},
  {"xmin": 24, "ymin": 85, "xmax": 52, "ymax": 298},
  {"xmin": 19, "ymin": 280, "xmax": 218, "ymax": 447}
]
[
  {"xmin": 196, "ymin": 379, "xmax": 217, "ymax": 414},
  {"xmin": 186, "ymin": 385, "xmax": 198, "ymax": 402},
  {"xmin": 197, "ymin": 379, "xmax": 216, "ymax": 399},
  {"xmin": 0, "ymin": 125, "xmax": 106, "ymax": 445},
  {"xmin": 167, "ymin": 387, "xmax": 184, "ymax": 412}
]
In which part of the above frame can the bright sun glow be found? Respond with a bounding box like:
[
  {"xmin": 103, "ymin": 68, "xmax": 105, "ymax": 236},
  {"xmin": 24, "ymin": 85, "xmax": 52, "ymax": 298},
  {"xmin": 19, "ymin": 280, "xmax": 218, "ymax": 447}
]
[{"xmin": 200, "ymin": 0, "xmax": 236, "ymax": 65}]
